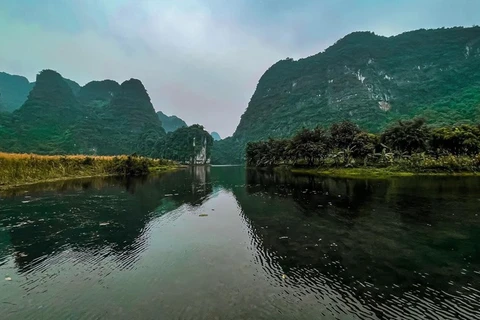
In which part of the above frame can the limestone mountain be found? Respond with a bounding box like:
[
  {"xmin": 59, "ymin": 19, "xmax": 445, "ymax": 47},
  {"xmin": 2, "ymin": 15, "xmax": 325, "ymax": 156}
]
[
  {"xmin": 156, "ymin": 111, "xmax": 187, "ymax": 132},
  {"xmin": 212, "ymin": 26, "xmax": 480, "ymax": 164},
  {"xmin": 105, "ymin": 79, "xmax": 162, "ymax": 133},
  {"xmin": 74, "ymin": 78, "xmax": 166, "ymax": 155}
]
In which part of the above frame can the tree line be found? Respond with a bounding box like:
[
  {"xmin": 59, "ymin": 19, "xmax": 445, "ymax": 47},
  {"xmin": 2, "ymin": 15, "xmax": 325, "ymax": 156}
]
[{"xmin": 246, "ymin": 119, "xmax": 480, "ymax": 170}]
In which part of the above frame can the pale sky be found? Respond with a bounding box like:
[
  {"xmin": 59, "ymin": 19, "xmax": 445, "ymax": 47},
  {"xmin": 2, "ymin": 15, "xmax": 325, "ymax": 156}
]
[{"xmin": 1, "ymin": 0, "xmax": 479, "ymax": 137}]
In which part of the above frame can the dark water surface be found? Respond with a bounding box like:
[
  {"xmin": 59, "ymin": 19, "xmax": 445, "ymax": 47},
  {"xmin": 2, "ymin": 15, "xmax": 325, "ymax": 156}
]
[{"xmin": 1, "ymin": 167, "xmax": 480, "ymax": 319}]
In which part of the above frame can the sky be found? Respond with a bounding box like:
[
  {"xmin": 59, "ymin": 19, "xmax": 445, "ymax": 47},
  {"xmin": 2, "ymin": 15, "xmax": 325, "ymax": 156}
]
[{"xmin": 1, "ymin": 0, "xmax": 479, "ymax": 137}]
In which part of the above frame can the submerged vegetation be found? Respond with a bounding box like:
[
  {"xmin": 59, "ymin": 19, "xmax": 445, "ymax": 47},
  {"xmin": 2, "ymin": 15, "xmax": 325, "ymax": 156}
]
[
  {"xmin": 246, "ymin": 119, "xmax": 480, "ymax": 174},
  {"xmin": 0, "ymin": 152, "xmax": 178, "ymax": 188}
]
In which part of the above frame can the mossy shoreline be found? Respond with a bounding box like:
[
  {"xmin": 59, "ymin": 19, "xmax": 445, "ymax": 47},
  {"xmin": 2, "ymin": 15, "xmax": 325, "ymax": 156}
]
[
  {"xmin": 0, "ymin": 152, "xmax": 182, "ymax": 190},
  {"xmin": 287, "ymin": 166, "xmax": 479, "ymax": 179}
]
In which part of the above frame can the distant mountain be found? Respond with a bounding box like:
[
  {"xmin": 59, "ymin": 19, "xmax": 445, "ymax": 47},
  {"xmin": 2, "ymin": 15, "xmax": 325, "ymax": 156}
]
[
  {"xmin": 0, "ymin": 72, "xmax": 33, "ymax": 112},
  {"xmin": 210, "ymin": 132, "xmax": 221, "ymax": 141},
  {"xmin": 157, "ymin": 111, "xmax": 187, "ymax": 132},
  {"xmin": 212, "ymin": 26, "xmax": 480, "ymax": 164}
]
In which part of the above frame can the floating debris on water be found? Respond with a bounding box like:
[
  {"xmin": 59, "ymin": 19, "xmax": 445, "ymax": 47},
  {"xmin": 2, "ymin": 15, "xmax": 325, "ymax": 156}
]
[
  {"xmin": 99, "ymin": 222, "xmax": 110, "ymax": 226},
  {"xmin": 199, "ymin": 213, "xmax": 208, "ymax": 217},
  {"xmin": 5, "ymin": 277, "xmax": 12, "ymax": 281},
  {"xmin": 282, "ymin": 274, "xmax": 287, "ymax": 279},
  {"xmin": 279, "ymin": 236, "xmax": 289, "ymax": 240}
]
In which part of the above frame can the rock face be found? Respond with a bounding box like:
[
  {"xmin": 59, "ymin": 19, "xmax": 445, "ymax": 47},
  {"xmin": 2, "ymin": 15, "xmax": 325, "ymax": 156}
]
[
  {"xmin": 157, "ymin": 111, "xmax": 187, "ymax": 132},
  {"xmin": 212, "ymin": 26, "xmax": 480, "ymax": 164},
  {"xmin": 210, "ymin": 132, "xmax": 221, "ymax": 141},
  {"xmin": 192, "ymin": 136, "xmax": 210, "ymax": 164}
]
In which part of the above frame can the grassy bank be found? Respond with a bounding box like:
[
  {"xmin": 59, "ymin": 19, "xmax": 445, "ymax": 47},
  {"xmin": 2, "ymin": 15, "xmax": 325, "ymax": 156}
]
[
  {"xmin": 0, "ymin": 152, "xmax": 180, "ymax": 188},
  {"xmin": 287, "ymin": 154, "xmax": 480, "ymax": 179},
  {"xmin": 289, "ymin": 167, "xmax": 480, "ymax": 179}
]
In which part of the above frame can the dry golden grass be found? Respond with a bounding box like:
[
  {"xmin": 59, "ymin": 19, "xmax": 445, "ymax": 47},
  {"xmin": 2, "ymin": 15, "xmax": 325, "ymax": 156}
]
[{"xmin": 0, "ymin": 152, "xmax": 177, "ymax": 188}]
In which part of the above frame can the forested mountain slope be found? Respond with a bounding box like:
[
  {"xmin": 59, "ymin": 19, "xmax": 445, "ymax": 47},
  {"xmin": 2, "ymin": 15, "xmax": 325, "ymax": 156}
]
[{"xmin": 212, "ymin": 27, "xmax": 480, "ymax": 164}]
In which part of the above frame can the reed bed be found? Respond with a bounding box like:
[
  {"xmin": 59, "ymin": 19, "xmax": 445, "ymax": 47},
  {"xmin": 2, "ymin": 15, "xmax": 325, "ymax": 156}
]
[{"xmin": 0, "ymin": 152, "xmax": 178, "ymax": 187}]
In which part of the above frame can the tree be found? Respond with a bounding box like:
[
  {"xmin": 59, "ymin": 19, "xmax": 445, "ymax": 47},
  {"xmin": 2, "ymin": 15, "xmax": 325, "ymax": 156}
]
[
  {"xmin": 381, "ymin": 118, "xmax": 430, "ymax": 154},
  {"xmin": 330, "ymin": 121, "xmax": 361, "ymax": 150},
  {"xmin": 431, "ymin": 124, "xmax": 480, "ymax": 155}
]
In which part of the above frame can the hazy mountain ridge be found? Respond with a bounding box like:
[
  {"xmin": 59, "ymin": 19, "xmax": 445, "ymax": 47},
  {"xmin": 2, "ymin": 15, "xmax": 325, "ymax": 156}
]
[{"xmin": 156, "ymin": 111, "xmax": 187, "ymax": 132}]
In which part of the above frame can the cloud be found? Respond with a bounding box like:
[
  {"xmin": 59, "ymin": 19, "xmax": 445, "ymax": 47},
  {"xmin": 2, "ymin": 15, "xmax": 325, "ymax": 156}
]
[{"xmin": 1, "ymin": 0, "xmax": 479, "ymax": 137}]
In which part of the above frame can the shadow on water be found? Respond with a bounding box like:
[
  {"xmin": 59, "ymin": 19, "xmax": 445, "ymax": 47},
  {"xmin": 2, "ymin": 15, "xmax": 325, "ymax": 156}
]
[{"xmin": 0, "ymin": 166, "xmax": 480, "ymax": 319}]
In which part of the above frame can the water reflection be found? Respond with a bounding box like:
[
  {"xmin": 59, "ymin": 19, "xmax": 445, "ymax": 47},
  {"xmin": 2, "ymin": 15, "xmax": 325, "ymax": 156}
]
[
  {"xmin": 0, "ymin": 169, "xmax": 213, "ymax": 273},
  {"xmin": 0, "ymin": 167, "xmax": 479, "ymax": 319}
]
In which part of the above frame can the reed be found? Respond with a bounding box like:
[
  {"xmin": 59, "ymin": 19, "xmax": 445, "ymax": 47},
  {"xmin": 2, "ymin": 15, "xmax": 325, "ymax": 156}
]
[{"xmin": 0, "ymin": 152, "xmax": 178, "ymax": 188}]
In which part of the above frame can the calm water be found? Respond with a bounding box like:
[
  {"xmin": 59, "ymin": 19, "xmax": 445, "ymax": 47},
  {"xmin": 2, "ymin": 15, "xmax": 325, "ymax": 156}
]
[{"xmin": 1, "ymin": 167, "xmax": 480, "ymax": 319}]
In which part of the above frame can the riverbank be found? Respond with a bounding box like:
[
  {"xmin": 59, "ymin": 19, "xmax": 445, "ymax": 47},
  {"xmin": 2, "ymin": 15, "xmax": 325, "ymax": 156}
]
[
  {"xmin": 288, "ymin": 166, "xmax": 479, "ymax": 179},
  {"xmin": 0, "ymin": 152, "xmax": 180, "ymax": 189}
]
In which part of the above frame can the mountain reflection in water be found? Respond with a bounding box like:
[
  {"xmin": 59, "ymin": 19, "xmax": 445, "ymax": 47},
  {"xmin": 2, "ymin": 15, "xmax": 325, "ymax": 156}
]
[{"xmin": 0, "ymin": 166, "xmax": 479, "ymax": 319}]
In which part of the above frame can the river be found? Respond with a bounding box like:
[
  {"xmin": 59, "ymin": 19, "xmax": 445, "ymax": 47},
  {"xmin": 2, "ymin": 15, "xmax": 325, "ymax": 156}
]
[{"xmin": 1, "ymin": 166, "xmax": 479, "ymax": 319}]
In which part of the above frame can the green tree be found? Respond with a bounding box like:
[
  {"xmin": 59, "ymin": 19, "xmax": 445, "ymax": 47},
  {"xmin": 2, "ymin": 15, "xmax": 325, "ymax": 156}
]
[{"xmin": 381, "ymin": 118, "xmax": 430, "ymax": 154}]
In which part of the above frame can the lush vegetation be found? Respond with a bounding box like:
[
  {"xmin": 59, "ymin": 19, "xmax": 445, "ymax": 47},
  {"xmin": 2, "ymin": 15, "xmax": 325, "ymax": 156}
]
[
  {"xmin": 212, "ymin": 26, "xmax": 480, "ymax": 164},
  {"xmin": 0, "ymin": 152, "xmax": 177, "ymax": 188},
  {"xmin": 246, "ymin": 119, "xmax": 480, "ymax": 173},
  {"xmin": 157, "ymin": 111, "xmax": 187, "ymax": 133}
]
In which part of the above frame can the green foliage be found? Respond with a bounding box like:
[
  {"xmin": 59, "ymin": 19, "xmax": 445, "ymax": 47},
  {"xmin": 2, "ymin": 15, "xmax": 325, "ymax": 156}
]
[
  {"xmin": 381, "ymin": 118, "xmax": 430, "ymax": 154},
  {"xmin": 330, "ymin": 121, "xmax": 361, "ymax": 150},
  {"xmin": 431, "ymin": 124, "xmax": 480, "ymax": 155},
  {"xmin": 351, "ymin": 132, "xmax": 378, "ymax": 158}
]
